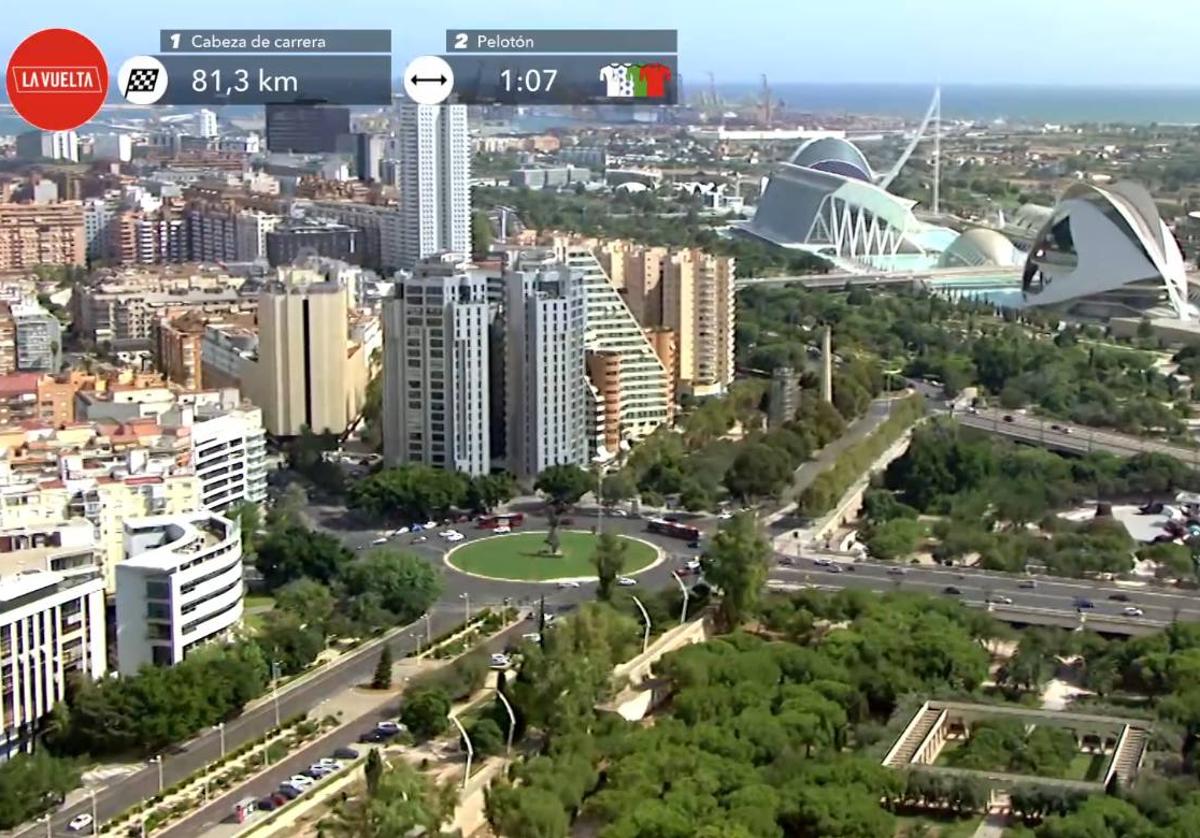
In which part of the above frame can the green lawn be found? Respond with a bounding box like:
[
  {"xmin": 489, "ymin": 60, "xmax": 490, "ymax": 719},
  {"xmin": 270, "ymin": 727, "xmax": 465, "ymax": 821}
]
[
  {"xmin": 244, "ymin": 594, "xmax": 275, "ymax": 611},
  {"xmin": 447, "ymin": 531, "xmax": 657, "ymax": 581},
  {"xmin": 1065, "ymin": 751, "xmax": 1110, "ymax": 782},
  {"xmin": 894, "ymin": 814, "xmax": 983, "ymax": 838}
]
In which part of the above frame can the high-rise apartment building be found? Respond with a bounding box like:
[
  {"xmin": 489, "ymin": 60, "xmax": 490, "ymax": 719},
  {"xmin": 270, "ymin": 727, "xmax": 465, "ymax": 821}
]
[
  {"xmin": 382, "ymin": 255, "xmax": 490, "ymax": 474},
  {"xmin": 504, "ymin": 259, "xmax": 588, "ymax": 478},
  {"xmin": 235, "ymin": 210, "xmax": 281, "ymax": 262},
  {"xmin": 113, "ymin": 210, "xmax": 189, "ymax": 264},
  {"xmin": 252, "ymin": 269, "xmax": 360, "ymax": 436},
  {"xmin": 397, "ymin": 104, "xmax": 470, "ymax": 269},
  {"xmin": 598, "ymin": 242, "xmax": 736, "ymax": 398},
  {"xmin": 0, "ymin": 204, "xmax": 85, "ymax": 271},
  {"xmin": 15, "ymin": 130, "xmax": 79, "ymax": 162},
  {"xmin": 196, "ymin": 109, "xmax": 219, "ymax": 138},
  {"xmin": 187, "ymin": 208, "xmax": 240, "ymax": 263},
  {"xmin": 12, "ymin": 303, "xmax": 61, "ymax": 373},
  {"xmin": 0, "ymin": 305, "xmax": 16, "ymax": 376},
  {"xmin": 555, "ymin": 243, "xmax": 671, "ymax": 453},
  {"xmin": 0, "ymin": 570, "xmax": 106, "ymax": 758},
  {"xmin": 83, "ymin": 196, "xmax": 120, "ymax": 260},
  {"xmin": 115, "ymin": 511, "xmax": 242, "ymax": 674},
  {"xmin": 154, "ymin": 312, "xmax": 206, "ymax": 389},
  {"xmin": 355, "ymin": 132, "xmax": 385, "ymax": 182}
]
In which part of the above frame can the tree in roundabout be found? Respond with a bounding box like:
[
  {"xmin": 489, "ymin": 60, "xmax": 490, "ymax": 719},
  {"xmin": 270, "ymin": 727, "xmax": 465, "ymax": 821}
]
[{"xmin": 533, "ymin": 464, "xmax": 592, "ymax": 556}]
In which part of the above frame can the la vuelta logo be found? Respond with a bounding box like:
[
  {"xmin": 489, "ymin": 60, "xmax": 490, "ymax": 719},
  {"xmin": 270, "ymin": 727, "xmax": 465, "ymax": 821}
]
[{"xmin": 6, "ymin": 29, "xmax": 109, "ymax": 131}]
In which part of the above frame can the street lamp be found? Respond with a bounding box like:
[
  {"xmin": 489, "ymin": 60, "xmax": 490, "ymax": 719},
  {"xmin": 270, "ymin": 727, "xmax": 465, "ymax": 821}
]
[
  {"xmin": 38, "ymin": 814, "xmax": 51, "ymax": 838},
  {"xmin": 448, "ymin": 715, "xmax": 473, "ymax": 790},
  {"xmin": 630, "ymin": 595, "xmax": 651, "ymax": 654},
  {"xmin": 459, "ymin": 592, "xmax": 470, "ymax": 625},
  {"xmin": 270, "ymin": 660, "xmax": 282, "ymax": 728},
  {"xmin": 424, "ymin": 613, "xmax": 432, "ymax": 645},
  {"xmin": 494, "ymin": 689, "xmax": 517, "ymax": 755},
  {"xmin": 216, "ymin": 721, "xmax": 226, "ymax": 759},
  {"xmin": 670, "ymin": 571, "xmax": 689, "ymax": 625},
  {"xmin": 88, "ymin": 788, "xmax": 98, "ymax": 831},
  {"xmin": 150, "ymin": 755, "xmax": 164, "ymax": 793},
  {"xmin": 411, "ymin": 632, "xmax": 423, "ymax": 656}
]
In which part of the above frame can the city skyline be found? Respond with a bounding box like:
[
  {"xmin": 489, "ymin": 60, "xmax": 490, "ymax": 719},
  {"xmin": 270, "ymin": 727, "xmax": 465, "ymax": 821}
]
[{"xmin": 1, "ymin": 1, "xmax": 1198, "ymax": 88}]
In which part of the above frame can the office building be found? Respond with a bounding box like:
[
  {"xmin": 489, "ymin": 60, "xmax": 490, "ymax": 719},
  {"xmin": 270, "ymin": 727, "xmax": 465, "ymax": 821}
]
[
  {"xmin": 196, "ymin": 109, "xmax": 219, "ymax": 138},
  {"xmin": 112, "ymin": 210, "xmax": 189, "ymax": 265},
  {"xmin": 83, "ymin": 196, "xmax": 120, "ymax": 260},
  {"xmin": 0, "ymin": 204, "xmax": 85, "ymax": 271},
  {"xmin": 265, "ymin": 219, "xmax": 360, "ymax": 267},
  {"xmin": 265, "ymin": 103, "xmax": 350, "ymax": 154},
  {"xmin": 397, "ymin": 104, "xmax": 470, "ymax": 269},
  {"xmin": 382, "ymin": 255, "xmax": 490, "ymax": 474},
  {"xmin": 504, "ymin": 260, "xmax": 588, "ymax": 478},
  {"xmin": 186, "ymin": 403, "xmax": 268, "ymax": 512},
  {"xmin": 93, "ymin": 133, "xmax": 133, "ymax": 162},
  {"xmin": 251, "ymin": 269, "xmax": 366, "ymax": 436},
  {"xmin": 306, "ymin": 201, "xmax": 401, "ymax": 272},
  {"xmin": 554, "ymin": 242, "xmax": 671, "ymax": 452},
  {"xmin": 0, "ymin": 570, "xmax": 106, "ymax": 758},
  {"xmin": 12, "ymin": 303, "xmax": 61, "ymax": 373},
  {"xmin": 235, "ymin": 210, "xmax": 281, "ymax": 262},
  {"xmin": 115, "ymin": 511, "xmax": 243, "ymax": 674},
  {"xmin": 15, "ymin": 130, "xmax": 79, "ymax": 162},
  {"xmin": 355, "ymin": 132, "xmax": 385, "ymax": 182}
]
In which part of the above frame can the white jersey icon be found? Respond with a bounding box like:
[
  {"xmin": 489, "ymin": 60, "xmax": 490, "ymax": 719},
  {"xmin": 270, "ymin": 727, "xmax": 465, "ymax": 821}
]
[{"xmin": 599, "ymin": 63, "xmax": 634, "ymax": 97}]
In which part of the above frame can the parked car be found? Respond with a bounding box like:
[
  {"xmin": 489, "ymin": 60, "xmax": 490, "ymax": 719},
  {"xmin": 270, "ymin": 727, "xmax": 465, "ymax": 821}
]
[
  {"xmin": 258, "ymin": 797, "xmax": 280, "ymax": 812},
  {"xmin": 521, "ymin": 632, "xmax": 541, "ymax": 643},
  {"xmin": 685, "ymin": 559, "xmax": 701, "ymax": 572},
  {"xmin": 358, "ymin": 729, "xmax": 389, "ymax": 743},
  {"xmin": 377, "ymin": 720, "xmax": 404, "ymax": 735},
  {"xmin": 556, "ymin": 580, "xmax": 581, "ymax": 589},
  {"xmin": 1003, "ymin": 414, "xmax": 1014, "ymax": 422},
  {"xmin": 316, "ymin": 758, "xmax": 344, "ymax": 771},
  {"xmin": 1107, "ymin": 593, "xmax": 1131, "ymax": 602},
  {"xmin": 288, "ymin": 775, "xmax": 314, "ymax": 788},
  {"xmin": 988, "ymin": 595, "xmax": 1014, "ymax": 605},
  {"xmin": 412, "ymin": 535, "xmax": 428, "ymax": 543},
  {"xmin": 332, "ymin": 747, "xmax": 359, "ymax": 760},
  {"xmin": 617, "ymin": 576, "xmax": 637, "ymax": 586},
  {"xmin": 68, "ymin": 814, "xmax": 94, "ymax": 833},
  {"xmin": 494, "ymin": 525, "xmax": 511, "ymax": 534},
  {"xmin": 886, "ymin": 566, "xmax": 907, "ymax": 575},
  {"xmin": 943, "ymin": 586, "xmax": 962, "ymax": 595},
  {"xmin": 371, "ymin": 536, "xmax": 388, "ymax": 545},
  {"xmin": 304, "ymin": 765, "xmax": 331, "ymax": 779},
  {"xmin": 825, "ymin": 564, "xmax": 842, "ymax": 574},
  {"xmin": 276, "ymin": 785, "xmax": 302, "ymax": 799},
  {"xmin": 489, "ymin": 653, "xmax": 511, "ymax": 669},
  {"xmin": 1018, "ymin": 579, "xmax": 1037, "ymax": 589},
  {"xmin": 1124, "ymin": 607, "xmax": 1145, "ymax": 617}
]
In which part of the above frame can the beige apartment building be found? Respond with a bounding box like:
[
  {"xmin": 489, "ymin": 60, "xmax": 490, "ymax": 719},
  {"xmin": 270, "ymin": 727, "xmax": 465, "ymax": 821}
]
[
  {"xmin": 248, "ymin": 268, "xmax": 369, "ymax": 437},
  {"xmin": 597, "ymin": 241, "xmax": 736, "ymax": 399},
  {"xmin": 0, "ymin": 203, "xmax": 86, "ymax": 271}
]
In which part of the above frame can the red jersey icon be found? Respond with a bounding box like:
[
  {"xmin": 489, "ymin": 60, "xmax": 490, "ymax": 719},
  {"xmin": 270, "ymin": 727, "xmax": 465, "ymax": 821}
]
[{"xmin": 639, "ymin": 63, "xmax": 672, "ymax": 98}]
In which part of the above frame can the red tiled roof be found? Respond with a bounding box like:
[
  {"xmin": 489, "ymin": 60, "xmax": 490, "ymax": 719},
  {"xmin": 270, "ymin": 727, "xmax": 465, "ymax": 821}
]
[{"xmin": 0, "ymin": 373, "xmax": 43, "ymax": 396}]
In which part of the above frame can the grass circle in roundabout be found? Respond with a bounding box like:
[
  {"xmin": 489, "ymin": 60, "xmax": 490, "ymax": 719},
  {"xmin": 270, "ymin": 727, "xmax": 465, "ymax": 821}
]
[{"xmin": 446, "ymin": 530, "xmax": 658, "ymax": 582}]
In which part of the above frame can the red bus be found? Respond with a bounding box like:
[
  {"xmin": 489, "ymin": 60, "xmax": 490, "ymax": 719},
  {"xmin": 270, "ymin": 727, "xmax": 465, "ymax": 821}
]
[
  {"xmin": 478, "ymin": 512, "xmax": 525, "ymax": 529},
  {"xmin": 646, "ymin": 518, "xmax": 702, "ymax": 542}
]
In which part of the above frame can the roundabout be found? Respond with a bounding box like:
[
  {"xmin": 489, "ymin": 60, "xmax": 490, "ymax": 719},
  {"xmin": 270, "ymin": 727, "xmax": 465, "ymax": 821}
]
[{"xmin": 445, "ymin": 530, "xmax": 660, "ymax": 582}]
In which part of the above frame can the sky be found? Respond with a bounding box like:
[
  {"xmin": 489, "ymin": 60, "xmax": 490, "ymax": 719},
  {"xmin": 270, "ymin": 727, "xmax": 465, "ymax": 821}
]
[{"xmin": 1, "ymin": 0, "xmax": 1197, "ymax": 87}]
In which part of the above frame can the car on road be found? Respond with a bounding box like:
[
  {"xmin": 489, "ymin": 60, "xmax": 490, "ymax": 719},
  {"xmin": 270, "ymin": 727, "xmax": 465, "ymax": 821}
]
[
  {"xmin": 68, "ymin": 814, "xmax": 94, "ymax": 832},
  {"xmin": 410, "ymin": 523, "xmax": 423, "ymax": 532},
  {"xmin": 1124, "ymin": 607, "xmax": 1145, "ymax": 617},
  {"xmin": 1018, "ymin": 579, "xmax": 1037, "ymax": 589},
  {"xmin": 1003, "ymin": 414, "xmax": 1014, "ymax": 422},
  {"xmin": 1107, "ymin": 593, "xmax": 1131, "ymax": 602},
  {"xmin": 610, "ymin": 508, "xmax": 628, "ymax": 517},
  {"xmin": 447, "ymin": 533, "xmax": 465, "ymax": 542},
  {"xmin": 557, "ymin": 580, "xmax": 582, "ymax": 589},
  {"xmin": 942, "ymin": 586, "xmax": 962, "ymax": 595},
  {"xmin": 685, "ymin": 559, "xmax": 702, "ymax": 572},
  {"xmin": 332, "ymin": 747, "xmax": 359, "ymax": 760},
  {"xmin": 617, "ymin": 576, "xmax": 637, "ymax": 586},
  {"xmin": 377, "ymin": 720, "xmax": 404, "ymax": 735},
  {"xmin": 494, "ymin": 525, "xmax": 511, "ymax": 534},
  {"xmin": 371, "ymin": 536, "xmax": 388, "ymax": 545},
  {"xmin": 886, "ymin": 566, "xmax": 907, "ymax": 575},
  {"xmin": 826, "ymin": 564, "xmax": 843, "ymax": 574},
  {"xmin": 987, "ymin": 595, "xmax": 1014, "ymax": 605},
  {"xmin": 521, "ymin": 632, "xmax": 541, "ymax": 643},
  {"xmin": 717, "ymin": 511, "xmax": 733, "ymax": 520},
  {"xmin": 412, "ymin": 535, "xmax": 428, "ymax": 543},
  {"xmin": 392, "ymin": 526, "xmax": 410, "ymax": 536},
  {"xmin": 1074, "ymin": 598, "xmax": 1095, "ymax": 609},
  {"xmin": 1062, "ymin": 426, "xmax": 1073, "ymax": 434},
  {"xmin": 358, "ymin": 729, "xmax": 389, "ymax": 743},
  {"xmin": 813, "ymin": 557, "xmax": 832, "ymax": 566},
  {"xmin": 490, "ymin": 653, "xmax": 511, "ymax": 669}
]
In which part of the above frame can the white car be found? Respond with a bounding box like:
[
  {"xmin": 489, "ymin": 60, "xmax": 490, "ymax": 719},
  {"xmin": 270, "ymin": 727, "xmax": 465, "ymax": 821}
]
[
  {"xmin": 988, "ymin": 595, "xmax": 1014, "ymax": 605},
  {"xmin": 489, "ymin": 653, "xmax": 511, "ymax": 669},
  {"xmin": 617, "ymin": 576, "xmax": 637, "ymax": 587},
  {"xmin": 610, "ymin": 509, "xmax": 627, "ymax": 517},
  {"xmin": 494, "ymin": 525, "xmax": 511, "ymax": 534},
  {"xmin": 68, "ymin": 814, "xmax": 94, "ymax": 832},
  {"xmin": 412, "ymin": 535, "xmax": 428, "ymax": 543},
  {"xmin": 446, "ymin": 533, "xmax": 465, "ymax": 542},
  {"xmin": 685, "ymin": 559, "xmax": 701, "ymax": 572},
  {"xmin": 717, "ymin": 511, "xmax": 733, "ymax": 520},
  {"xmin": 391, "ymin": 526, "xmax": 409, "ymax": 536},
  {"xmin": 316, "ymin": 758, "xmax": 344, "ymax": 770},
  {"xmin": 371, "ymin": 536, "xmax": 388, "ymax": 545},
  {"xmin": 288, "ymin": 774, "xmax": 315, "ymax": 788},
  {"xmin": 423, "ymin": 521, "xmax": 437, "ymax": 530},
  {"xmin": 438, "ymin": 530, "xmax": 457, "ymax": 538},
  {"xmin": 377, "ymin": 720, "xmax": 404, "ymax": 734},
  {"xmin": 557, "ymin": 580, "xmax": 582, "ymax": 589},
  {"xmin": 521, "ymin": 632, "xmax": 541, "ymax": 643},
  {"xmin": 1124, "ymin": 606, "xmax": 1145, "ymax": 617}
]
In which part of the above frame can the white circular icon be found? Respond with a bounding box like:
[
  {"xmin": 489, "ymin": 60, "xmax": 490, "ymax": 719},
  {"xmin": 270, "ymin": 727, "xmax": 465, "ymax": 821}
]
[
  {"xmin": 117, "ymin": 55, "xmax": 169, "ymax": 105},
  {"xmin": 402, "ymin": 55, "xmax": 454, "ymax": 105}
]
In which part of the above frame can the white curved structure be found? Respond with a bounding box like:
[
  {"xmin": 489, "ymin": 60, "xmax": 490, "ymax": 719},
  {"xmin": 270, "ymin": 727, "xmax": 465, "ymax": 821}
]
[
  {"xmin": 1022, "ymin": 181, "xmax": 1193, "ymax": 321},
  {"xmin": 115, "ymin": 512, "xmax": 243, "ymax": 674},
  {"xmin": 938, "ymin": 228, "xmax": 1022, "ymax": 269}
]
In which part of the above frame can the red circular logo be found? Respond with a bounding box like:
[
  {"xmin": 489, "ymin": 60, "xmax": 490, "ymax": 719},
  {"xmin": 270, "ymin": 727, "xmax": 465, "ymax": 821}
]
[{"xmin": 6, "ymin": 29, "xmax": 108, "ymax": 131}]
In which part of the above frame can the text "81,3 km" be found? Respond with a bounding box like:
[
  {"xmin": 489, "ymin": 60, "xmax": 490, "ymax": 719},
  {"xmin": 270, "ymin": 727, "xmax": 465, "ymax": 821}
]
[{"xmin": 191, "ymin": 67, "xmax": 298, "ymax": 96}]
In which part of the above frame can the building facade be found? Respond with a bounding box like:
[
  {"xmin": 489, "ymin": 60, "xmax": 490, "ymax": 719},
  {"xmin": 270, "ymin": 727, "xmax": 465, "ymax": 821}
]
[
  {"xmin": 504, "ymin": 261, "xmax": 588, "ymax": 478},
  {"xmin": 397, "ymin": 104, "xmax": 470, "ymax": 269},
  {"xmin": 115, "ymin": 512, "xmax": 243, "ymax": 674},
  {"xmin": 12, "ymin": 303, "xmax": 61, "ymax": 373},
  {"xmin": 383, "ymin": 255, "xmax": 490, "ymax": 474},
  {"xmin": 0, "ymin": 204, "xmax": 85, "ymax": 272},
  {"xmin": 265, "ymin": 219, "xmax": 361, "ymax": 267},
  {"xmin": 265, "ymin": 104, "xmax": 349, "ymax": 154}
]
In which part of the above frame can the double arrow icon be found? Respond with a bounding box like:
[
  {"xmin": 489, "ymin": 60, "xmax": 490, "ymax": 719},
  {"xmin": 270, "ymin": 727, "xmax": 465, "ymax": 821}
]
[{"xmin": 410, "ymin": 75, "xmax": 448, "ymax": 85}]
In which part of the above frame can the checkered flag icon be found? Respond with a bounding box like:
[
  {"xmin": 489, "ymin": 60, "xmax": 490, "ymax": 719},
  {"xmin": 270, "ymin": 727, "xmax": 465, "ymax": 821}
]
[{"xmin": 124, "ymin": 68, "xmax": 159, "ymax": 94}]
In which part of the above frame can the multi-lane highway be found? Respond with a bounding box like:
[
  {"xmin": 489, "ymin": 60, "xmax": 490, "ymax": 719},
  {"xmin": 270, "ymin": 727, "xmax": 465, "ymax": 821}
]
[{"xmin": 957, "ymin": 406, "xmax": 1200, "ymax": 464}]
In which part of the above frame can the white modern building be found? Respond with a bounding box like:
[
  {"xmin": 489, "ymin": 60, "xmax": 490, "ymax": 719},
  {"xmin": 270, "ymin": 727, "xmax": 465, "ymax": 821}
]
[
  {"xmin": 115, "ymin": 512, "xmax": 243, "ymax": 675},
  {"xmin": 1021, "ymin": 181, "xmax": 1196, "ymax": 321},
  {"xmin": 397, "ymin": 104, "xmax": 470, "ymax": 269},
  {"xmin": 189, "ymin": 404, "xmax": 268, "ymax": 512},
  {"xmin": 196, "ymin": 109, "xmax": 219, "ymax": 138},
  {"xmin": 0, "ymin": 570, "xmax": 106, "ymax": 758},
  {"xmin": 16, "ymin": 130, "xmax": 78, "ymax": 162},
  {"xmin": 555, "ymin": 243, "xmax": 671, "ymax": 446},
  {"xmin": 504, "ymin": 259, "xmax": 589, "ymax": 478},
  {"xmin": 93, "ymin": 133, "xmax": 133, "ymax": 163},
  {"xmin": 383, "ymin": 254, "xmax": 490, "ymax": 475},
  {"xmin": 235, "ymin": 211, "xmax": 282, "ymax": 262},
  {"xmin": 12, "ymin": 302, "xmax": 61, "ymax": 372},
  {"xmin": 83, "ymin": 195, "xmax": 120, "ymax": 260}
]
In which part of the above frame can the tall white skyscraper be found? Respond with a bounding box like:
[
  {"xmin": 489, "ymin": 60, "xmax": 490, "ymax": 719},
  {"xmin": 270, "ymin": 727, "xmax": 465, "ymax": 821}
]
[
  {"xmin": 196, "ymin": 109, "xmax": 219, "ymax": 138},
  {"xmin": 383, "ymin": 254, "xmax": 490, "ymax": 475},
  {"xmin": 504, "ymin": 258, "xmax": 588, "ymax": 478},
  {"xmin": 397, "ymin": 104, "xmax": 470, "ymax": 269}
]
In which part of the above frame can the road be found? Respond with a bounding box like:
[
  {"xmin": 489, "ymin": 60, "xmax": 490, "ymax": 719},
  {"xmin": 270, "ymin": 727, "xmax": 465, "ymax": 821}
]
[{"xmin": 958, "ymin": 407, "xmax": 1199, "ymax": 465}]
